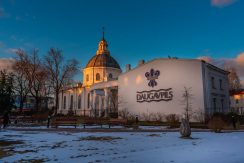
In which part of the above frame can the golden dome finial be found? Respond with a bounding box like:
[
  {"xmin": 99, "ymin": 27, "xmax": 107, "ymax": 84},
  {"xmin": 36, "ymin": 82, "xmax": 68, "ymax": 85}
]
[{"xmin": 96, "ymin": 27, "xmax": 110, "ymax": 55}]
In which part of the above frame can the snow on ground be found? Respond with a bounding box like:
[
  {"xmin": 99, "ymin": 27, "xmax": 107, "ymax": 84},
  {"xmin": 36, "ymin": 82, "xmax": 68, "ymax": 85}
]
[{"xmin": 1, "ymin": 129, "xmax": 244, "ymax": 163}]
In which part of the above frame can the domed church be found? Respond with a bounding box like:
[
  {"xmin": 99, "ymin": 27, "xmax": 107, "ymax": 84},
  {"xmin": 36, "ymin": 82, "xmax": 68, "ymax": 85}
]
[{"xmin": 58, "ymin": 33, "xmax": 122, "ymax": 117}]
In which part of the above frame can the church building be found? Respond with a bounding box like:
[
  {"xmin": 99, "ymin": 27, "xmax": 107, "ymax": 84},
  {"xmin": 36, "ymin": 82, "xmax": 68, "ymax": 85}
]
[
  {"xmin": 58, "ymin": 34, "xmax": 230, "ymax": 121},
  {"xmin": 58, "ymin": 34, "xmax": 121, "ymax": 117}
]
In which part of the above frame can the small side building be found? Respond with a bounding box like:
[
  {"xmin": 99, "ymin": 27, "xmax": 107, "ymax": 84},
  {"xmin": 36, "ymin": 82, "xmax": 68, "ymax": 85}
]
[{"xmin": 230, "ymin": 89, "xmax": 244, "ymax": 115}]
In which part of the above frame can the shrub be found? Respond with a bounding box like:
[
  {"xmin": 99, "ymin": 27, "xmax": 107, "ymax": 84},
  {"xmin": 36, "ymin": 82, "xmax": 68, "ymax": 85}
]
[
  {"xmin": 166, "ymin": 114, "xmax": 179, "ymax": 128},
  {"xmin": 67, "ymin": 109, "xmax": 74, "ymax": 116},
  {"xmin": 193, "ymin": 109, "xmax": 206, "ymax": 123},
  {"xmin": 151, "ymin": 112, "xmax": 165, "ymax": 122},
  {"xmin": 118, "ymin": 108, "xmax": 130, "ymax": 119},
  {"xmin": 208, "ymin": 113, "xmax": 227, "ymax": 132},
  {"xmin": 141, "ymin": 112, "xmax": 153, "ymax": 121}
]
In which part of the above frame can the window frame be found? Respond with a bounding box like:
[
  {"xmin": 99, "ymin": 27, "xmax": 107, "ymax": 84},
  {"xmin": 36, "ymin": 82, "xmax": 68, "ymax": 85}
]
[
  {"xmin": 96, "ymin": 73, "xmax": 100, "ymax": 81},
  {"xmin": 211, "ymin": 77, "xmax": 216, "ymax": 89},
  {"xmin": 70, "ymin": 95, "xmax": 73, "ymax": 110},
  {"xmin": 219, "ymin": 79, "xmax": 223, "ymax": 90},
  {"xmin": 63, "ymin": 96, "xmax": 66, "ymax": 109},
  {"xmin": 78, "ymin": 95, "xmax": 81, "ymax": 109}
]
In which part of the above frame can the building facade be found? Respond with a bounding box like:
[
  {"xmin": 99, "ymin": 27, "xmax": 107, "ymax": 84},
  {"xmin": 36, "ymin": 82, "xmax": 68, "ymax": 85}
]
[
  {"xmin": 230, "ymin": 89, "xmax": 244, "ymax": 115},
  {"xmin": 118, "ymin": 59, "xmax": 230, "ymax": 121},
  {"xmin": 58, "ymin": 36, "xmax": 230, "ymax": 121}
]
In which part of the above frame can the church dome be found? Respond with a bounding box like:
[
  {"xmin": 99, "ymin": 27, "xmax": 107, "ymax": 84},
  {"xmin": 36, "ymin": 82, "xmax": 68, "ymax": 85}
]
[{"xmin": 85, "ymin": 37, "xmax": 121, "ymax": 69}]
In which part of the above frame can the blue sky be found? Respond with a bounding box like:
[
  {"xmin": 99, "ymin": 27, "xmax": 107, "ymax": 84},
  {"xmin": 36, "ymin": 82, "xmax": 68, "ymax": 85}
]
[{"xmin": 0, "ymin": 0, "xmax": 244, "ymax": 81}]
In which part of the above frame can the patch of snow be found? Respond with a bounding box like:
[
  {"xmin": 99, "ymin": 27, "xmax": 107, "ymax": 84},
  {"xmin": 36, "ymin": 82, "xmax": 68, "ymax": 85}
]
[{"xmin": 1, "ymin": 130, "xmax": 244, "ymax": 163}]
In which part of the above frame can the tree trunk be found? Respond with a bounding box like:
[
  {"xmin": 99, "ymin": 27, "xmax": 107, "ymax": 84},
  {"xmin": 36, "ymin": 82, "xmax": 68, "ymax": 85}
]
[
  {"xmin": 19, "ymin": 98, "xmax": 24, "ymax": 113},
  {"xmin": 35, "ymin": 97, "xmax": 39, "ymax": 112},
  {"xmin": 55, "ymin": 91, "xmax": 59, "ymax": 115}
]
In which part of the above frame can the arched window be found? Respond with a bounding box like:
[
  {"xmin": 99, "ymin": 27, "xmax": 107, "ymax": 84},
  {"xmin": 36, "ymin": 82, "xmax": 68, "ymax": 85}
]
[
  {"xmin": 86, "ymin": 74, "xmax": 89, "ymax": 81},
  {"xmin": 109, "ymin": 73, "xmax": 113, "ymax": 79},
  {"xmin": 96, "ymin": 73, "xmax": 100, "ymax": 81}
]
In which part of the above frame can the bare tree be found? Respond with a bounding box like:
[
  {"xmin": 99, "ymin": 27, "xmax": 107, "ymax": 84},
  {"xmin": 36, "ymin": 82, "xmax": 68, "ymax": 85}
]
[
  {"xmin": 193, "ymin": 108, "xmax": 205, "ymax": 123},
  {"xmin": 13, "ymin": 50, "xmax": 30, "ymax": 113},
  {"xmin": 151, "ymin": 112, "xmax": 165, "ymax": 122},
  {"xmin": 118, "ymin": 108, "xmax": 130, "ymax": 119},
  {"xmin": 15, "ymin": 49, "xmax": 48, "ymax": 112},
  {"xmin": 225, "ymin": 67, "xmax": 241, "ymax": 90},
  {"xmin": 181, "ymin": 87, "xmax": 194, "ymax": 121},
  {"xmin": 109, "ymin": 89, "xmax": 118, "ymax": 117},
  {"xmin": 141, "ymin": 112, "xmax": 153, "ymax": 121},
  {"xmin": 44, "ymin": 48, "xmax": 79, "ymax": 114}
]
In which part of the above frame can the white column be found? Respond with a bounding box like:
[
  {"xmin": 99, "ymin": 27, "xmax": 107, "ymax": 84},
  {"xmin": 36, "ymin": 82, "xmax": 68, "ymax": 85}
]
[
  {"xmin": 104, "ymin": 88, "xmax": 109, "ymax": 117},
  {"xmin": 92, "ymin": 90, "xmax": 97, "ymax": 117},
  {"xmin": 99, "ymin": 96, "xmax": 102, "ymax": 117}
]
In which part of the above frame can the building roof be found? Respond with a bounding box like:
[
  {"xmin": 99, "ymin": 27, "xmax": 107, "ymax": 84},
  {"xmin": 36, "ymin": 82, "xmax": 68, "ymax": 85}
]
[
  {"xmin": 86, "ymin": 53, "xmax": 121, "ymax": 69},
  {"xmin": 120, "ymin": 58, "xmax": 229, "ymax": 77},
  {"xmin": 85, "ymin": 38, "xmax": 121, "ymax": 70}
]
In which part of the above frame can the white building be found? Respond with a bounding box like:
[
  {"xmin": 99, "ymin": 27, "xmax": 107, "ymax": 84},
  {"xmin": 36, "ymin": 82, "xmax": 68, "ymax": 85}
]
[
  {"xmin": 118, "ymin": 59, "xmax": 230, "ymax": 120},
  {"xmin": 0, "ymin": 58, "xmax": 15, "ymax": 73},
  {"xmin": 58, "ymin": 35, "xmax": 230, "ymax": 121},
  {"xmin": 230, "ymin": 90, "xmax": 244, "ymax": 115}
]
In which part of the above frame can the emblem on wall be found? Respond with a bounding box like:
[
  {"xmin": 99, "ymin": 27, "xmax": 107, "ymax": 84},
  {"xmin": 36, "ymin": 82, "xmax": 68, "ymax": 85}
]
[
  {"xmin": 136, "ymin": 68, "xmax": 173, "ymax": 103},
  {"xmin": 145, "ymin": 69, "xmax": 160, "ymax": 88}
]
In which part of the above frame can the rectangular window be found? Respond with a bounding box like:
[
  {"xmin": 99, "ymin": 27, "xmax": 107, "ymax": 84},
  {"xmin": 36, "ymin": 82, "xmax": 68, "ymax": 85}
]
[
  {"xmin": 70, "ymin": 95, "xmax": 73, "ymax": 109},
  {"xmin": 236, "ymin": 99, "xmax": 239, "ymax": 104},
  {"xmin": 221, "ymin": 99, "xmax": 224, "ymax": 112},
  {"xmin": 211, "ymin": 77, "xmax": 216, "ymax": 89},
  {"xmin": 63, "ymin": 96, "xmax": 66, "ymax": 109},
  {"xmin": 78, "ymin": 95, "xmax": 81, "ymax": 109},
  {"xmin": 213, "ymin": 98, "xmax": 217, "ymax": 112},
  {"xmin": 219, "ymin": 79, "xmax": 223, "ymax": 90},
  {"xmin": 87, "ymin": 93, "xmax": 90, "ymax": 108}
]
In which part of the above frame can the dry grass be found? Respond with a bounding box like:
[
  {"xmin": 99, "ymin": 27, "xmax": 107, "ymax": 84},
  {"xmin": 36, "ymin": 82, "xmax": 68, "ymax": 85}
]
[
  {"xmin": 147, "ymin": 134, "xmax": 161, "ymax": 137},
  {"xmin": 0, "ymin": 149, "xmax": 10, "ymax": 158},
  {"xmin": 0, "ymin": 140, "xmax": 24, "ymax": 146},
  {"xmin": 51, "ymin": 141, "xmax": 67, "ymax": 149},
  {"xmin": 0, "ymin": 140, "xmax": 36, "ymax": 159},
  {"xmin": 80, "ymin": 136, "xmax": 122, "ymax": 141},
  {"xmin": 18, "ymin": 158, "xmax": 45, "ymax": 163}
]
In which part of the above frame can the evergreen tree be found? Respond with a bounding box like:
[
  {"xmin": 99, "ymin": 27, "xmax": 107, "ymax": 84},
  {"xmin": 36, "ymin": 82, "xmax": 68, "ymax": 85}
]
[{"xmin": 0, "ymin": 71, "xmax": 15, "ymax": 115}]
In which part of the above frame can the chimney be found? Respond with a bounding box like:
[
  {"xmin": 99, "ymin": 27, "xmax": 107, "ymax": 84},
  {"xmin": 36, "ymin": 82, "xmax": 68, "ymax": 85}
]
[
  {"xmin": 138, "ymin": 60, "xmax": 145, "ymax": 66},
  {"xmin": 126, "ymin": 64, "xmax": 131, "ymax": 72}
]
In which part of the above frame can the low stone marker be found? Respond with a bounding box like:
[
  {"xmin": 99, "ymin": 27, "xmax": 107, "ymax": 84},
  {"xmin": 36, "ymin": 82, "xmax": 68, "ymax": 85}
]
[{"xmin": 180, "ymin": 118, "xmax": 191, "ymax": 138}]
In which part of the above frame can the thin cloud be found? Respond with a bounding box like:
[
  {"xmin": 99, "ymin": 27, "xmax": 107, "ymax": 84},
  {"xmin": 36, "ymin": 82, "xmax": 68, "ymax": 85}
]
[
  {"xmin": 0, "ymin": 7, "xmax": 5, "ymax": 17},
  {"xmin": 211, "ymin": 0, "xmax": 237, "ymax": 7},
  {"xmin": 0, "ymin": 7, "xmax": 10, "ymax": 18},
  {"xmin": 0, "ymin": 41, "xmax": 5, "ymax": 48},
  {"xmin": 5, "ymin": 48, "xmax": 19, "ymax": 54},
  {"xmin": 198, "ymin": 53, "xmax": 244, "ymax": 88},
  {"xmin": 236, "ymin": 52, "xmax": 244, "ymax": 66}
]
